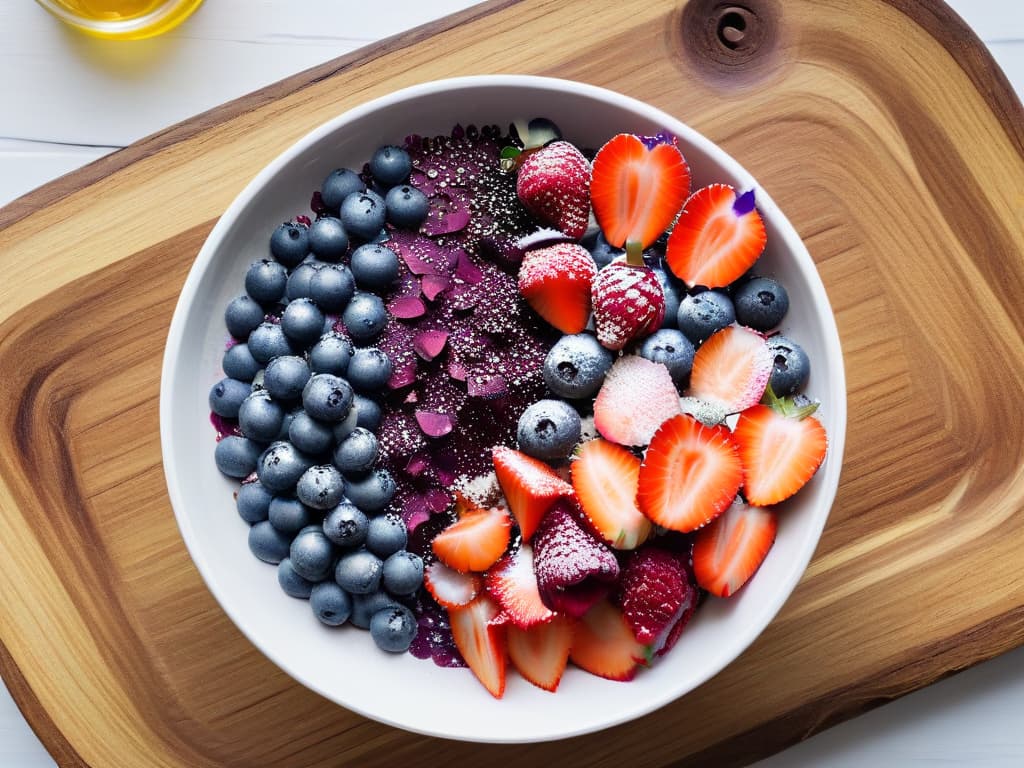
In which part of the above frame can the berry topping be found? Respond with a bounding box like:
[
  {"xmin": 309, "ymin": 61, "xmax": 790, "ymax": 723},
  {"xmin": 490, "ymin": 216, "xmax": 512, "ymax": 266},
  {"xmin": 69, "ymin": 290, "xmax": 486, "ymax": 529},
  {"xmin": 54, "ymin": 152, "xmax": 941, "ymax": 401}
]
[
  {"xmin": 485, "ymin": 543, "xmax": 555, "ymax": 629},
  {"xmin": 542, "ymin": 333, "xmax": 614, "ymax": 400},
  {"xmin": 506, "ymin": 614, "xmax": 574, "ymax": 692},
  {"xmin": 516, "ymin": 399, "xmax": 582, "ymax": 461},
  {"xmin": 766, "ymin": 335, "xmax": 811, "ymax": 396},
  {"xmin": 591, "ymin": 261, "xmax": 666, "ymax": 350},
  {"xmin": 431, "ymin": 506, "xmax": 512, "ymax": 573},
  {"xmin": 665, "ymin": 184, "xmax": 767, "ymax": 289},
  {"xmin": 592, "ymin": 355, "xmax": 681, "ymax": 447},
  {"xmin": 733, "ymin": 275, "xmax": 789, "ymax": 332},
  {"xmin": 423, "ymin": 559, "xmax": 483, "ymax": 609},
  {"xmin": 571, "ymin": 438, "xmax": 652, "ymax": 550},
  {"xmin": 448, "ymin": 594, "xmax": 508, "ymax": 698},
  {"xmin": 692, "ymin": 499, "xmax": 778, "ymax": 597},
  {"xmin": 732, "ymin": 387, "xmax": 828, "ymax": 506},
  {"xmin": 569, "ymin": 599, "xmax": 646, "ymax": 682},
  {"xmin": 615, "ymin": 546, "xmax": 698, "ymax": 655},
  {"xmin": 637, "ymin": 413, "xmax": 743, "ymax": 532},
  {"xmin": 688, "ymin": 325, "xmax": 773, "ymax": 413},
  {"xmin": 517, "ymin": 243, "xmax": 597, "ymax": 334},
  {"xmin": 516, "ymin": 141, "xmax": 592, "ymax": 238},
  {"xmin": 533, "ymin": 499, "xmax": 620, "ymax": 618},
  {"xmin": 491, "ymin": 446, "xmax": 575, "ymax": 542}
]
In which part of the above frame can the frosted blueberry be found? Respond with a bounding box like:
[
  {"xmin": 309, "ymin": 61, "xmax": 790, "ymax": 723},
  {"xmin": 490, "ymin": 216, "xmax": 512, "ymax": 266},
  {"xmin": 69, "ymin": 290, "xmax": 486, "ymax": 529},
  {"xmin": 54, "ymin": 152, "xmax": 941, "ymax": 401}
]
[
  {"xmin": 381, "ymin": 551, "xmax": 423, "ymax": 596},
  {"xmin": 238, "ymin": 391, "xmax": 285, "ymax": 443},
  {"xmin": 277, "ymin": 558, "xmax": 316, "ymax": 599},
  {"xmin": 268, "ymin": 495, "xmax": 316, "ymax": 534},
  {"xmin": 384, "ymin": 184, "xmax": 429, "ymax": 229},
  {"xmin": 257, "ymin": 441, "xmax": 314, "ymax": 493},
  {"xmin": 225, "ymin": 294, "xmax": 266, "ymax": 339},
  {"xmin": 352, "ymin": 394, "xmax": 382, "ymax": 431},
  {"xmin": 290, "ymin": 527, "xmax": 336, "ymax": 581},
  {"xmin": 341, "ymin": 292, "xmax": 387, "ymax": 343},
  {"xmin": 302, "ymin": 373, "xmax": 354, "ymax": 423},
  {"xmin": 288, "ymin": 411, "xmax": 335, "ymax": 455},
  {"xmin": 296, "ymin": 464, "xmax": 346, "ymax": 510},
  {"xmin": 349, "ymin": 243, "xmax": 400, "ymax": 290},
  {"xmin": 263, "ymin": 355, "xmax": 311, "ymax": 401},
  {"xmin": 209, "ymin": 377, "xmax": 251, "ymax": 418},
  {"xmin": 222, "ymin": 343, "xmax": 260, "ymax": 382},
  {"xmin": 639, "ymin": 329, "xmax": 695, "ymax": 387},
  {"xmin": 248, "ymin": 521, "xmax": 292, "ymax": 564},
  {"xmin": 516, "ymin": 399, "xmax": 582, "ymax": 460},
  {"xmin": 333, "ymin": 427, "xmax": 378, "ymax": 475},
  {"xmin": 245, "ymin": 259, "xmax": 288, "ymax": 304},
  {"xmin": 339, "ymin": 190, "xmax": 386, "ymax": 241},
  {"xmin": 346, "ymin": 347, "xmax": 392, "ymax": 393},
  {"xmin": 369, "ymin": 604, "xmax": 418, "ymax": 652},
  {"xmin": 344, "ymin": 468, "xmax": 395, "ymax": 513},
  {"xmin": 320, "ymin": 168, "xmax": 365, "ymax": 211},
  {"xmin": 308, "ymin": 216, "xmax": 349, "ymax": 261},
  {"xmin": 310, "ymin": 582, "xmax": 352, "ymax": 626},
  {"xmin": 309, "ymin": 331, "xmax": 353, "ymax": 376},
  {"xmin": 365, "ymin": 514, "xmax": 407, "ymax": 558},
  {"xmin": 734, "ymin": 276, "xmax": 790, "ymax": 332},
  {"xmin": 281, "ymin": 298, "xmax": 325, "ymax": 347},
  {"xmin": 247, "ymin": 322, "xmax": 294, "ymax": 364},
  {"xmin": 214, "ymin": 435, "xmax": 262, "ymax": 478},
  {"xmin": 334, "ymin": 549, "xmax": 383, "ymax": 595},
  {"xmin": 542, "ymin": 333, "xmax": 614, "ymax": 399},
  {"xmin": 269, "ymin": 222, "xmax": 309, "ymax": 268},
  {"xmin": 767, "ymin": 335, "xmax": 810, "ymax": 396},
  {"xmin": 309, "ymin": 263, "xmax": 355, "ymax": 313},
  {"xmin": 236, "ymin": 480, "xmax": 273, "ymax": 524},
  {"xmin": 323, "ymin": 501, "xmax": 369, "ymax": 548},
  {"xmin": 369, "ymin": 145, "xmax": 412, "ymax": 187},
  {"xmin": 350, "ymin": 589, "xmax": 401, "ymax": 629},
  {"xmin": 677, "ymin": 290, "xmax": 735, "ymax": 345},
  {"xmin": 286, "ymin": 262, "xmax": 322, "ymax": 301}
]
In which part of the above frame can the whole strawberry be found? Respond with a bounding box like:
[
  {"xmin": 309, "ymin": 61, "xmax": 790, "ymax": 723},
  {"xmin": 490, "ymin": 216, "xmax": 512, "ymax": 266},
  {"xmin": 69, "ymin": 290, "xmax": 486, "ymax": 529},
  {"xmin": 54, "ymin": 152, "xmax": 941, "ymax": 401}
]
[
  {"xmin": 516, "ymin": 141, "xmax": 591, "ymax": 238},
  {"xmin": 591, "ymin": 260, "xmax": 666, "ymax": 350},
  {"xmin": 614, "ymin": 545, "xmax": 698, "ymax": 657}
]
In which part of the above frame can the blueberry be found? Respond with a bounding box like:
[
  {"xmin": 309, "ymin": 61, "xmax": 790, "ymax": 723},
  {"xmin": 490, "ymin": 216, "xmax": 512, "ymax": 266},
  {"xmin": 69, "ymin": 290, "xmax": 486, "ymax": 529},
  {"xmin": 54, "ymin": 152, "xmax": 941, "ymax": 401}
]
[
  {"xmin": 677, "ymin": 290, "xmax": 735, "ymax": 344},
  {"xmin": 281, "ymin": 298, "xmax": 325, "ymax": 347},
  {"xmin": 214, "ymin": 435, "xmax": 262, "ymax": 478},
  {"xmin": 277, "ymin": 407, "xmax": 301, "ymax": 441},
  {"xmin": 352, "ymin": 394, "xmax": 383, "ymax": 431},
  {"xmin": 350, "ymin": 244, "xmax": 400, "ymax": 290},
  {"xmin": 339, "ymin": 190, "xmax": 387, "ymax": 241},
  {"xmin": 277, "ymin": 558, "xmax": 316, "ymax": 599},
  {"xmin": 590, "ymin": 232, "xmax": 624, "ymax": 269},
  {"xmin": 341, "ymin": 292, "xmax": 387, "ymax": 342},
  {"xmin": 308, "ymin": 216, "xmax": 349, "ymax": 261},
  {"xmin": 542, "ymin": 333, "xmax": 614, "ymax": 399},
  {"xmin": 652, "ymin": 266, "xmax": 683, "ymax": 329},
  {"xmin": 369, "ymin": 604, "xmax": 418, "ymax": 652},
  {"xmin": 236, "ymin": 480, "xmax": 273, "ymax": 523},
  {"xmin": 245, "ymin": 259, "xmax": 288, "ymax": 304},
  {"xmin": 335, "ymin": 549, "xmax": 383, "ymax": 595},
  {"xmin": 288, "ymin": 411, "xmax": 335, "ymax": 455},
  {"xmin": 263, "ymin": 355, "xmax": 311, "ymax": 401},
  {"xmin": 296, "ymin": 464, "xmax": 346, "ymax": 510},
  {"xmin": 767, "ymin": 335, "xmax": 810, "ymax": 396},
  {"xmin": 309, "ymin": 331, "xmax": 353, "ymax": 376},
  {"xmin": 257, "ymin": 441, "xmax": 314, "ymax": 493},
  {"xmin": 350, "ymin": 590, "xmax": 402, "ymax": 629},
  {"xmin": 516, "ymin": 399, "xmax": 582, "ymax": 460},
  {"xmin": 268, "ymin": 495, "xmax": 316, "ymax": 534},
  {"xmin": 734, "ymin": 276, "xmax": 790, "ymax": 332},
  {"xmin": 247, "ymin": 322, "xmax": 294, "ymax": 364},
  {"xmin": 302, "ymin": 373, "xmax": 354, "ymax": 423},
  {"xmin": 309, "ymin": 264, "xmax": 355, "ymax": 313},
  {"xmin": 238, "ymin": 391, "xmax": 285, "ymax": 443},
  {"xmin": 639, "ymin": 329, "xmax": 695, "ymax": 387},
  {"xmin": 381, "ymin": 551, "xmax": 423, "ymax": 596},
  {"xmin": 334, "ymin": 427, "xmax": 379, "ymax": 474},
  {"xmin": 323, "ymin": 501, "xmax": 369, "ymax": 548},
  {"xmin": 320, "ymin": 168, "xmax": 365, "ymax": 211},
  {"xmin": 290, "ymin": 527, "xmax": 336, "ymax": 581},
  {"xmin": 222, "ymin": 343, "xmax": 260, "ymax": 382},
  {"xmin": 366, "ymin": 514, "xmax": 407, "ymax": 558},
  {"xmin": 310, "ymin": 582, "xmax": 352, "ymax": 626},
  {"xmin": 369, "ymin": 145, "xmax": 412, "ymax": 188},
  {"xmin": 344, "ymin": 468, "xmax": 396, "ymax": 513},
  {"xmin": 225, "ymin": 295, "xmax": 266, "ymax": 339},
  {"xmin": 384, "ymin": 184, "xmax": 429, "ymax": 229},
  {"xmin": 209, "ymin": 377, "xmax": 251, "ymax": 418},
  {"xmin": 332, "ymin": 405, "xmax": 360, "ymax": 443},
  {"xmin": 269, "ymin": 222, "xmax": 309, "ymax": 268},
  {"xmin": 346, "ymin": 347, "xmax": 392, "ymax": 393},
  {"xmin": 286, "ymin": 262, "xmax": 322, "ymax": 301},
  {"xmin": 248, "ymin": 521, "xmax": 292, "ymax": 564}
]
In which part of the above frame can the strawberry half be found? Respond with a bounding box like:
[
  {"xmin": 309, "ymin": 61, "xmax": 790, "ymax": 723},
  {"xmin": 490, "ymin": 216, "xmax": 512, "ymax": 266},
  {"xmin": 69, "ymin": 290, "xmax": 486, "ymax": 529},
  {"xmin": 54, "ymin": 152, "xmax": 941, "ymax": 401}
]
[
  {"xmin": 688, "ymin": 325, "xmax": 773, "ymax": 413},
  {"xmin": 431, "ymin": 507, "xmax": 512, "ymax": 573},
  {"xmin": 637, "ymin": 413, "xmax": 743, "ymax": 532},
  {"xmin": 423, "ymin": 559, "xmax": 482, "ymax": 609},
  {"xmin": 492, "ymin": 446, "xmax": 575, "ymax": 542},
  {"xmin": 615, "ymin": 545, "xmax": 698, "ymax": 657},
  {"xmin": 732, "ymin": 387, "xmax": 828, "ymax": 506},
  {"xmin": 516, "ymin": 141, "xmax": 591, "ymax": 238},
  {"xmin": 570, "ymin": 599, "xmax": 647, "ymax": 682},
  {"xmin": 571, "ymin": 438, "xmax": 652, "ymax": 550},
  {"xmin": 591, "ymin": 261, "xmax": 666, "ymax": 350},
  {"xmin": 590, "ymin": 133, "xmax": 690, "ymax": 251},
  {"xmin": 665, "ymin": 184, "xmax": 766, "ymax": 288},
  {"xmin": 448, "ymin": 594, "xmax": 508, "ymax": 698},
  {"xmin": 507, "ymin": 614, "xmax": 574, "ymax": 692},
  {"xmin": 518, "ymin": 243, "xmax": 597, "ymax": 334},
  {"xmin": 592, "ymin": 355, "xmax": 681, "ymax": 447},
  {"xmin": 485, "ymin": 543, "xmax": 555, "ymax": 629},
  {"xmin": 692, "ymin": 499, "xmax": 778, "ymax": 597}
]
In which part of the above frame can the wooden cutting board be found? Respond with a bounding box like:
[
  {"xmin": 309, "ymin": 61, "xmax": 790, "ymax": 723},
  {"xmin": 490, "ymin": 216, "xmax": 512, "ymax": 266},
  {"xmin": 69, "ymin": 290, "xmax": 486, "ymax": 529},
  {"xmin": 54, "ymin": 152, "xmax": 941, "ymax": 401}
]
[{"xmin": 2, "ymin": 0, "xmax": 1023, "ymax": 765}]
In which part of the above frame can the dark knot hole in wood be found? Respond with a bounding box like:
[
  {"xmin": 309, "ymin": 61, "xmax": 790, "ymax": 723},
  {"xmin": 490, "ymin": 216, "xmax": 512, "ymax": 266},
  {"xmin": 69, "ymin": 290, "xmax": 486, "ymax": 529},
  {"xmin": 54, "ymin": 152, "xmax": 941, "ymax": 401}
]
[
  {"xmin": 717, "ymin": 8, "xmax": 749, "ymax": 49},
  {"xmin": 676, "ymin": 0, "xmax": 779, "ymax": 82}
]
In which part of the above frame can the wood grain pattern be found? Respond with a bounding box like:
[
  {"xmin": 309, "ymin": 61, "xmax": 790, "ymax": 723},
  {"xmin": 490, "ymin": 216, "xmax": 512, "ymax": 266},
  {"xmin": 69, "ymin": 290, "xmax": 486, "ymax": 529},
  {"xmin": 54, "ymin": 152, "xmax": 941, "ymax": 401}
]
[{"xmin": 1, "ymin": 0, "xmax": 1023, "ymax": 765}]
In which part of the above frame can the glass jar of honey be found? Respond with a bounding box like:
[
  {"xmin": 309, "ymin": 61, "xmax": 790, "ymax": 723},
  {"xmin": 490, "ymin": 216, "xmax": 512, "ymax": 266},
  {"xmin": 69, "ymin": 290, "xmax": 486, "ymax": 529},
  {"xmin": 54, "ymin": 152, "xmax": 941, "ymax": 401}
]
[{"xmin": 35, "ymin": 0, "xmax": 204, "ymax": 39}]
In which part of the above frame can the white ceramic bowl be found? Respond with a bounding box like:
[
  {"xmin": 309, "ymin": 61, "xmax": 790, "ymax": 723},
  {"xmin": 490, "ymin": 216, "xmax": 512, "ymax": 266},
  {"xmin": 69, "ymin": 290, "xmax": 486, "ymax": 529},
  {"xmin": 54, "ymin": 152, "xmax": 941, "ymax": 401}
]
[{"xmin": 161, "ymin": 75, "xmax": 846, "ymax": 743}]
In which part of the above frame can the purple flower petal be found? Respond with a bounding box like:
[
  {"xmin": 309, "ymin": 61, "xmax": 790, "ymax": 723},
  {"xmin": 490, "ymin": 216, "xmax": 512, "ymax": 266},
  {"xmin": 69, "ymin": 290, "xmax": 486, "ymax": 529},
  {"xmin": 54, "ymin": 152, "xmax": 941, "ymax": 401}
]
[
  {"xmin": 405, "ymin": 452, "xmax": 430, "ymax": 477},
  {"xmin": 389, "ymin": 296, "xmax": 426, "ymax": 320},
  {"xmin": 413, "ymin": 330, "xmax": 449, "ymax": 361},
  {"xmin": 467, "ymin": 372, "xmax": 508, "ymax": 400},
  {"xmin": 415, "ymin": 410, "xmax": 455, "ymax": 438},
  {"xmin": 452, "ymin": 251, "xmax": 483, "ymax": 285},
  {"xmin": 421, "ymin": 274, "xmax": 451, "ymax": 301},
  {"xmin": 733, "ymin": 189, "xmax": 757, "ymax": 216}
]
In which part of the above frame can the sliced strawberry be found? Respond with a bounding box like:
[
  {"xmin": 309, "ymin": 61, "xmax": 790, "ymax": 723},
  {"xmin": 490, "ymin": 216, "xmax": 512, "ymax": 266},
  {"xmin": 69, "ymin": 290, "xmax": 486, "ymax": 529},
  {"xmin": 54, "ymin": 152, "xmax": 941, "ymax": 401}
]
[
  {"xmin": 518, "ymin": 243, "xmax": 597, "ymax": 334},
  {"xmin": 423, "ymin": 559, "xmax": 482, "ymax": 609},
  {"xmin": 592, "ymin": 355, "xmax": 681, "ymax": 447},
  {"xmin": 637, "ymin": 413, "xmax": 742, "ymax": 532},
  {"xmin": 732, "ymin": 390, "xmax": 828, "ymax": 506},
  {"xmin": 448, "ymin": 594, "xmax": 508, "ymax": 698},
  {"xmin": 688, "ymin": 325, "xmax": 772, "ymax": 413},
  {"xmin": 431, "ymin": 507, "xmax": 512, "ymax": 573},
  {"xmin": 516, "ymin": 141, "xmax": 591, "ymax": 238},
  {"xmin": 485, "ymin": 543, "xmax": 555, "ymax": 628},
  {"xmin": 507, "ymin": 614, "xmax": 574, "ymax": 692},
  {"xmin": 590, "ymin": 133, "xmax": 690, "ymax": 251},
  {"xmin": 491, "ymin": 446, "xmax": 574, "ymax": 542},
  {"xmin": 571, "ymin": 438, "xmax": 652, "ymax": 550},
  {"xmin": 570, "ymin": 599, "xmax": 647, "ymax": 681},
  {"xmin": 692, "ymin": 499, "xmax": 778, "ymax": 597},
  {"xmin": 665, "ymin": 184, "xmax": 766, "ymax": 289}
]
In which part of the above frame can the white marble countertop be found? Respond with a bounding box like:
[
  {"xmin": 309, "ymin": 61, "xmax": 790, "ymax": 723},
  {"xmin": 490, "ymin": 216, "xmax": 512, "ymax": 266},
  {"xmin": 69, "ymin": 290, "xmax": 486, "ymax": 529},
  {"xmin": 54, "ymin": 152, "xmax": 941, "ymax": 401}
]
[{"xmin": 2, "ymin": 1, "xmax": 1023, "ymax": 765}]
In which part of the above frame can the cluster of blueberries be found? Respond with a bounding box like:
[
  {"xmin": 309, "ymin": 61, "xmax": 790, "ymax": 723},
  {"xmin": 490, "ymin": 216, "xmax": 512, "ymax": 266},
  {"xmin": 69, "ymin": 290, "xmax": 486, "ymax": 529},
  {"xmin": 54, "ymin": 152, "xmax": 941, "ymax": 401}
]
[{"xmin": 208, "ymin": 145, "xmax": 429, "ymax": 653}]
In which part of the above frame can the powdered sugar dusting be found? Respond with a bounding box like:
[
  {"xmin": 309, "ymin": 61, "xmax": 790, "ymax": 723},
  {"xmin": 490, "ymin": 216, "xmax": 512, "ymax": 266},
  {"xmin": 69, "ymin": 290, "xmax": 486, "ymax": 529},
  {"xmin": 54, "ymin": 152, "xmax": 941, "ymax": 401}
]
[
  {"xmin": 591, "ymin": 262, "xmax": 666, "ymax": 350},
  {"xmin": 593, "ymin": 355, "xmax": 682, "ymax": 446}
]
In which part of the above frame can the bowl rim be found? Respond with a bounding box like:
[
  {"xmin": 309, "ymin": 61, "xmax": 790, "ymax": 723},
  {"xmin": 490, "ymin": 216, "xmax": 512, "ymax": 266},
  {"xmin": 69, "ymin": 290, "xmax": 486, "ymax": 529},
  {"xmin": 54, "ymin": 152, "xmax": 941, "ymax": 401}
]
[{"xmin": 160, "ymin": 73, "xmax": 847, "ymax": 742}]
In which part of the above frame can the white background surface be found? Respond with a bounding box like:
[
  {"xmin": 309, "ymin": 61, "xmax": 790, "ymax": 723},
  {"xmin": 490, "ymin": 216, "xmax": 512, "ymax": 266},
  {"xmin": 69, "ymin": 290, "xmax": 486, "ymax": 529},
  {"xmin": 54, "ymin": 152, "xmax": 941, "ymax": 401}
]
[{"xmin": 1, "ymin": 1, "xmax": 1022, "ymax": 765}]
